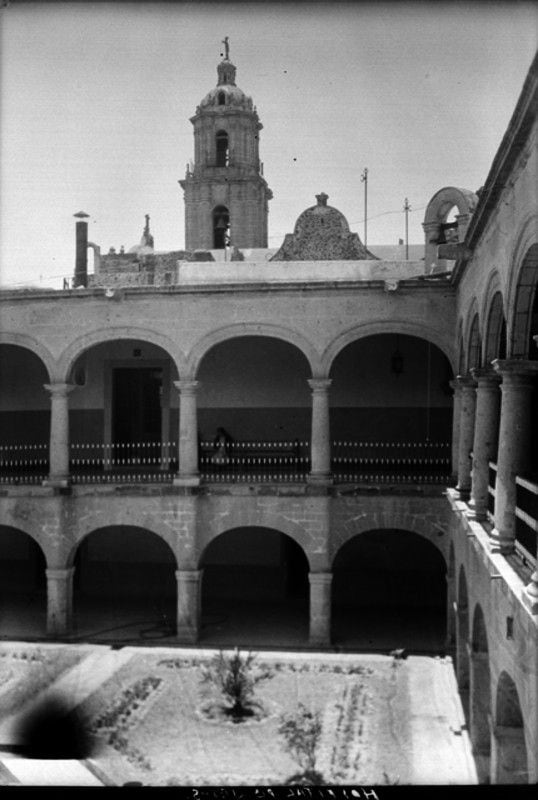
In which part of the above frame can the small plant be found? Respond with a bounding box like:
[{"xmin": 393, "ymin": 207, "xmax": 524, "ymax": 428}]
[
  {"xmin": 200, "ymin": 648, "xmax": 273, "ymax": 721},
  {"xmin": 278, "ymin": 702, "xmax": 324, "ymax": 785}
]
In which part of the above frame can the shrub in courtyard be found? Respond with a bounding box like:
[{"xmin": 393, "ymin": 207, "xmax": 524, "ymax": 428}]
[
  {"xmin": 200, "ymin": 648, "xmax": 273, "ymax": 721},
  {"xmin": 278, "ymin": 702, "xmax": 324, "ymax": 785}
]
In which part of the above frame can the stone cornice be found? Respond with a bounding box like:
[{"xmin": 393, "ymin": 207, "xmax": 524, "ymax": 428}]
[{"xmin": 451, "ymin": 52, "xmax": 538, "ymax": 285}]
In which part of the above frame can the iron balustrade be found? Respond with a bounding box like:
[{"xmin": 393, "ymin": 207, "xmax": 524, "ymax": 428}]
[
  {"xmin": 199, "ymin": 439, "xmax": 310, "ymax": 483},
  {"xmin": 0, "ymin": 438, "xmax": 453, "ymax": 486},
  {"xmin": 488, "ymin": 462, "xmax": 497, "ymax": 520},
  {"xmin": 331, "ymin": 440, "xmax": 451, "ymax": 484},
  {"xmin": 0, "ymin": 443, "xmax": 48, "ymax": 484},
  {"xmin": 515, "ymin": 475, "xmax": 538, "ymax": 564}
]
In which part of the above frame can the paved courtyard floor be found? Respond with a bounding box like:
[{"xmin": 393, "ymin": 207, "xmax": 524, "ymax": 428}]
[{"xmin": 0, "ymin": 641, "xmax": 476, "ymax": 787}]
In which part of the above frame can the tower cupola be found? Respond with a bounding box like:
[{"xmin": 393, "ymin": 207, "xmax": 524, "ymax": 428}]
[{"xmin": 179, "ymin": 39, "xmax": 272, "ymax": 251}]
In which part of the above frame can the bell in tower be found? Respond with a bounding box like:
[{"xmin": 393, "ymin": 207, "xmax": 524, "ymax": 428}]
[{"xmin": 179, "ymin": 39, "xmax": 273, "ymax": 251}]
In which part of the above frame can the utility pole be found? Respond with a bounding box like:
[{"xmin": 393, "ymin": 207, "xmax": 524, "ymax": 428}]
[
  {"xmin": 403, "ymin": 197, "xmax": 411, "ymax": 260},
  {"xmin": 361, "ymin": 168, "xmax": 368, "ymax": 249}
]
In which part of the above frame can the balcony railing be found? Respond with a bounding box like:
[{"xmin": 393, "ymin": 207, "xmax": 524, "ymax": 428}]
[
  {"xmin": 0, "ymin": 444, "xmax": 48, "ymax": 484},
  {"xmin": 515, "ymin": 475, "xmax": 538, "ymax": 565},
  {"xmin": 331, "ymin": 440, "xmax": 451, "ymax": 484},
  {"xmin": 0, "ymin": 439, "xmax": 452, "ymax": 486},
  {"xmin": 488, "ymin": 462, "xmax": 497, "ymax": 519}
]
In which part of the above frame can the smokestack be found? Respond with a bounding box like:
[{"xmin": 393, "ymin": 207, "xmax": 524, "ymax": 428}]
[{"xmin": 74, "ymin": 211, "xmax": 90, "ymax": 287}]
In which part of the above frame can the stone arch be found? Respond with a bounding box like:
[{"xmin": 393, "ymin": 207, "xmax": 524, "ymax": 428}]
[
  {"xmin": 494, "ymin": 671, "xmax": 528, "ymax": 783},
  {"xmin": 446, "ymin": 541, "xmax": 456, "ymax": 649},
  {"xmin": 66, "ymin": 515, "xmax": 179, "ymax": 568},
  {"xmin": 323, "ymin": 320, "xmax": 455, "ymax": 376},
  {"xmin": 456, "ymin": 565, "xmax": 470, "ymax": 721},
  {"xmin": 456, "ymin": 319, "xmax": 465, "ymax": 374},
  {"xmin": 198, "ymin": 513, "xmax": 315, "ymax": 571},
  {"xmin": 56, "ymin": 327, "xmax": 187, "ymax": 383},
  {"xmin": 0, "ymin": 332, "xmax": 56, "ymax": 383},
  {"xmin": 423, "ymin": 187, "xmax": 478, "ymax": 270},
  {"xmin": 471, "ymin": 603, "xmax": 492, "ymax": 783},
  {"xmin": 466, "ymin": 308, "xmax": 482, "ymax": 372},
  {"xmin": 187, "ymin": 323, "xmax": 321, "ymax": 379},
  {"xmin": 508, "ymin": 241, "xmax": 538, "ymax": 358},
  {"xmin": 330, "ymin": 509, "xmax": 449, "ymax": 566},
  {"xmin": 483, "ymin": 287, "xmax": 507, "ymax": 364},
  {"xmin": 0, "ymin": 524, "xmax": 49, "ymax": 639}
]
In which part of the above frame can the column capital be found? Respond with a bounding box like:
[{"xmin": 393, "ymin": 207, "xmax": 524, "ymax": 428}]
[
  {"xmin": 449, "ymin": 378, "xmax": 463, "ymax": 394},
  {"xmin": 455, "ymin": 374, "xmax": 477, "ymax": 390},
  {"xmin": 44, "ymin": 382, "xmax": 76, "ymax": 398},
  {"xmin": 308, "ymin": 378, "xmax": 332, "ymax": 393},
  {"xmin": 175, "ymin": 569, "xmax": 202, "ymax": 582},
  {"xmin": 470, "ymin": 367, "xmax": 501, "ymax": 388},
  {"xmin": 492, "ymin": 358, "xmax": 538, "ymax": 383},
  {"xmin": 173, "ymin": 380, "xmax": 200, "ymax": 394}
]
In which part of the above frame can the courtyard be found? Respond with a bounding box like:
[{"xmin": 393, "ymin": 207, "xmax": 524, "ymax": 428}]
[{"xmin": 0, "ymin": 642, "xmax": 477, "ymax": 787}]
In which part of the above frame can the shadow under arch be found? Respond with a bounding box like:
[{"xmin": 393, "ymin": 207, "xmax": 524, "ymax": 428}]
[
  {"xmin": 322, "ymin": 321, "xmax": 456, "ymax": 376},
  {"xmin": 187, "ymin": 323, "xmax": 322, "ymax": 379},
  {"xmin": 471, "ymin": 603, "xmax": 492, "ymax": 783},
  {"xmin": 0, "ymin": 333, "xmax": 56, "ymax": 384},
  {"xmin": 198, "ymin": 526, "xmax": 310, "ymax": 647},
  {"xmin": 331, "ymin": 529, "xmax": 447, "ymax": 652},
  {"xmin": 56, "ymin": 326, "xmax": 188, "ymax": 383},
  {"xmin": 0, "ymin": 525, "xmax": 48, "ymax": 639},
  {"xmin": 494, "ymin": 671, "xmax": 528, "ymax": 784},
  {"xmin": 71, "ymin": 525, "xmax": 178, "ymax": 643}
]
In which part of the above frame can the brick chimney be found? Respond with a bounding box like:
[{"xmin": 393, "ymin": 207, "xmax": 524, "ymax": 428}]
[{"xmin": 74, "ymin": 211, "xmax": 90, "ymax": 287}]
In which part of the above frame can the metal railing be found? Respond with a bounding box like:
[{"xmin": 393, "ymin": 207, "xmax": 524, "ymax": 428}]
[
  {"xmin": 331, "ymin": 440, "xmax": 451, "ymax": 484},
  {"xmin": 0, "ymin": 438, "xmax": 453, "ymax": 486},
  {"xmin": 0, "ymin": 444, "xmax": 48, "ymax": 484},
  {"xmin": 515, "ymin": 475, "xmax": 538, "ymax": 565}
]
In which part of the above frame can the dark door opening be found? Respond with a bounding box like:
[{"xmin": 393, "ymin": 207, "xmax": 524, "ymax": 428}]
[{"xmin": 112, "ymin": 368, "xmax": 162, "ymax": 460}]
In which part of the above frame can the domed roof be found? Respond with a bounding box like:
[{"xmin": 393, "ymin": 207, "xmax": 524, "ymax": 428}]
[
  {"xmin": 292, "ymin": 193, "xmax": 350, "ymax": 236},
  {"xmin": 199, "ymin": 81, "xmax": 254, "ymax": 112},
  {"xmin": 270, "ymin": 193, "xmax": 377, "ymax": 262}
]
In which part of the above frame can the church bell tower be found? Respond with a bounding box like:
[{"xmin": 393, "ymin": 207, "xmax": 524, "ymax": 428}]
[{"xmin": 180, "ymin": 38, "xmax": 272, "ymax": 251}]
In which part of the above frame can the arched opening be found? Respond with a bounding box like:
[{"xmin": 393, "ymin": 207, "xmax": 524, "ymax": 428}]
[
  {"xmin": 216, "ymin": 130, "xmax": 229, "ymax": 167},
  {"xmin": 196, "ymin": 336, "xmax": 311, "ymax": 479},
  {"xmin": 73, "ymin": 527, "xmax": 177, "ymax": 641},
  {"xmin": 331, "ymin": 529, "xmax": 447, "ymax": 651},
  {"xmin": 510, "ymin": 242, "xmax": 538, "ymax": 356},
  {"xmin": 470, "ymin": 604, "xmax": 492, "ymax": 783},
  {"xmin": 456, "ymin": 566, "xmax": 470, "ymax": 723},
  {"xmin": 199, "ymin": 527, "xmax": 309, "ymax": 646},
  {"xmin": 329, "ymin": 334, "xmax": 453, "ymax": 481},
  {"xmin": 0, "ymin": 526, "xmax": 47, "ymax": 638},
  {"xmin": 68, "ymin": 339, "xmax": 179, "ymax": 481},
  {"xmin": 494, "ymin": 672, "xmax": 528, "ymax": 783},
  {"xmin": 484, "ymin": 292, "xmax": 507, "ymax": 364},
  {"xmin": 467, "ymin": 313, "xmax": 482, "ymax": 372},
  {"xmin": 446, "ymin": 542, "xmax": 456, "ymax": 651},
  {"xmin": 213, "ymin": 205, "xmax": 230, "ymax": 249},
  {"xmin": 217, "ymin": 91, "xmax": 226, "ymax": 106},
  {"xmin": 0, "ymin": 345, "xmax": 50, "ymax": 482}
]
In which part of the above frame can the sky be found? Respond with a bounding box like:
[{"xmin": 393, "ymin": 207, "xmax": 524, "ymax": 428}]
[{"xmin": 0, "ymin": 0, "xmax": 537, "ymax": 288}]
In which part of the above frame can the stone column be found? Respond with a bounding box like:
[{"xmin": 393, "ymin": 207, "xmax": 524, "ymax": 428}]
[
  {"xmin": 449, "ymin": 379, "xmax": 463, "ymax": 483},
  {"xmin": 175, "ymin": 569, "xmax": 202, "ymax": 643},
  {"xmin": 445, "ymin": 578, "xmax": 456, "ymax": 652},
  {"xmin": 468, "ymin": 369, "xmax": 501, "ymax": 520},
  {"xmin": 455, "ymin": 376, "xmax": 477, "ymax": 500},
  {"xmin": 46, "ymin": 567, "xmax": 75, "ymax": 636},
  {"xmin": 308, "ymin": 572, "xmax": 332, "ymax": 647},
  {"xmin": 307, "ymin": 379, "xmax": 332, "ymax": 484},
  {"xmin": 173, "ymin": 380, "xmax": 200, "ymax": 486},
  {"xmin": 44, "ymin": 382, "xmax": 75, "ymax": 486},
  {"xmin": 490, "ymin": 360, "xmax": 538, "ymax": 553}
]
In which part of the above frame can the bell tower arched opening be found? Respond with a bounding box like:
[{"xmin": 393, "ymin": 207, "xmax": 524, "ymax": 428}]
[
  {"xmin": 213, "ymin": 205, "xmax": 230, "ymax": 249},
  {"xmin": 216, "ymin": 130, "xmax": 229, "ymax": 167}
]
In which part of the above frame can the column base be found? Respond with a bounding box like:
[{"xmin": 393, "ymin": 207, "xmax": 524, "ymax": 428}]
[
  {"xmin": 308, "ymin": 635, "xmax": 331, "ymax": 649},
  {"xmin": 465, "ymin": 499, "xmax": 487, "ymax": 521},
  {"xmin": 488, "ymin": 530, "xmax": 515, "ymax": 555},
  {"xmin": 175, "ymin": 626, "xmax": 199, "ymax": 644},
  {"xmin": 173, "ymin": 475, "xmax": 201, "ymax": 487},
  {"xmin": 521, "ymin": 573, "xmax": 538, "ymax": 614},
  {"xmin": 455, "ymin": 486, "xmax": 471, "ymax": 501},
  {"xmin": 307, "ymin": 473, "xmax": 333, "ymax": 486},
  {"xmin": 43, "ymin": 476, "xmax": 70, "ymax": 488}
]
